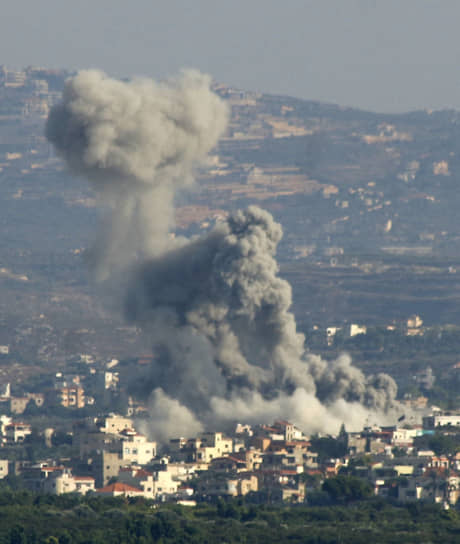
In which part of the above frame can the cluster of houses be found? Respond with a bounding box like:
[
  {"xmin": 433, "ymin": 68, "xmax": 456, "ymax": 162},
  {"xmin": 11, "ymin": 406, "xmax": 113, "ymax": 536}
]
[
  {"xmin": 0, "ymin": 361, "xmax": 128, "ymax": 415},
  {"xmin": 0, "ymin": 410, "xmax": 460, "ymax": 507}
]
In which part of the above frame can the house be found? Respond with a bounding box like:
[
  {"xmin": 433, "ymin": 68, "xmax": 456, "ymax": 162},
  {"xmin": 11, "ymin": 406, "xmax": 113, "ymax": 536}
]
[
  {"xmin": 196, "ymin": 472, "xmax": 258, "ymax": 498},
  {"xmin": 160, "ymin": 460, "xmax": 207, "ymax": 483},
  {"xmin": 97, "ymin": 414, "xmax": 133, "ymax": 434},
  {"xmin": 398, "ymin": 473, "xmax": 446, "ymax": 504},
  {"xmin": 118, "ymin": 467, "xmax": 179, "ymax": 499},
  {"xmin": 96, "ymin": 482, "xmax": 144, "ymax": 498},
  {"xmin": 210, "ymin": 456, "xmax": 248, "ymax": 473},
  {"xmin": 22, "ymin": 465, "xmax": 95, "ymax": 495},
  {"xmin": 272, "ymin": 421, "xmax": 305, "ymax": 441},
  {"xmin": 195, "ymin": 432, "xmax": 233, "ymax": 462},
  {"xmin": 255, "ymin": 469, "xmax": 304, "ymax": 503},
  {"xmin": 42, "ymin": 470, "xmax": 95, "ymax": 495},
  {"xmin": 76, "ymin": 451, "xmax": 126, "ymax": 488},
  {"xmin": 423, "ymin": 412, "xmax": 460, "ymax": 429},
  {"xmin": 4, "ymin": 422, "xmax": 31, "ymax": 443},
  {"xmin": 74, "ymin": 428, "xmax": 122, "ymax": 458},
  {"xmin": 392, "ymin": 426, "xmax": 423, "ymax": 447},
  {"xmin": 349, "ymin": 324, "xmax": 367, "ymax": 337},
  {"xmin": 47, "ymin": 386, "xmax": 85, "ymax": 408},
  {"xmin": 120, "ymin": 429, "xmax": 156, "ymax": 465}
]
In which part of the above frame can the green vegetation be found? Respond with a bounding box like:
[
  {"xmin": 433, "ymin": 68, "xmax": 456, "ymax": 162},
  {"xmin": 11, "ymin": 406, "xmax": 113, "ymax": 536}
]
[
  {"xmin": 309, "ymin": 427, "xmax": 348, "ymax": 462},
  {"xmin": 414, "ymin": 431, "xmax": 460, "ymax": 456},
  {"xmin": 0, "ymin": 489, "xmax": 458, "ymax": 543}
]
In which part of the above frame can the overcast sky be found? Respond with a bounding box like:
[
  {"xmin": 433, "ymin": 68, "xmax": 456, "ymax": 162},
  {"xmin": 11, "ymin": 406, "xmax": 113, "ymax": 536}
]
[{"xmin": 2, "ymin": 0, "xmax": 460, "ymax": 113}]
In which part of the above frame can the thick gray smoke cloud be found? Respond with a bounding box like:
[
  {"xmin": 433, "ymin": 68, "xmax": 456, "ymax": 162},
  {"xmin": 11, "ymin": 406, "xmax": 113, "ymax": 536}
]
[
  {"xmin": 47, "ymin": 70, "xmax": 399, "ymax": 441},
  {"xmin": 46, "ymin": 69, "xmax": 228, "ymax": 279},
  {"xmin": 126, "ymin": 206, "xmax": 398, "ymax": 436}
]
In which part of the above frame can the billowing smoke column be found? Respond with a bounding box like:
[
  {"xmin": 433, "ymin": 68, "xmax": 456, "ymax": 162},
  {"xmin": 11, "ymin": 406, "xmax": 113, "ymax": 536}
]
[
  {"xmin": 46, "ymin": 69, "xmax": 228, "ymax": 279},
  {"xmin": 47, "ymin": 69, "xmax": 398, "ymax": 441}
]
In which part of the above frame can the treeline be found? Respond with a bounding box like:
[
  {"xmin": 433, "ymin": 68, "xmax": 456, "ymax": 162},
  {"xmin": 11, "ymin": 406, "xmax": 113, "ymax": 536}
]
[{"xmin": 0, "ymin": 487, "xmax": 459, "ymax": 543}]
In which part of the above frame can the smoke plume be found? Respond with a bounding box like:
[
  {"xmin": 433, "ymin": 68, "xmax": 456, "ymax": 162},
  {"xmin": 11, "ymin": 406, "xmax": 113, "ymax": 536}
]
[
  {"xmin": 46, "ymin": 68, "xmax": 228, "ymax": 279},
  {"xmin": 47, "ymin": 70, "xmax": 398, "ymax": 441}
]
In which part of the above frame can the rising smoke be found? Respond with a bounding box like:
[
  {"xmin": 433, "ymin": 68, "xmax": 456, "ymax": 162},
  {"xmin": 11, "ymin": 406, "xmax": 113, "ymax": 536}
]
[
  {"xmin": 46, "ymin": 69, "xmax": 228, "ymax": 279},
  {"xmin": 47, "ymin": 69, "xmax": 399, "ymax": 440}
]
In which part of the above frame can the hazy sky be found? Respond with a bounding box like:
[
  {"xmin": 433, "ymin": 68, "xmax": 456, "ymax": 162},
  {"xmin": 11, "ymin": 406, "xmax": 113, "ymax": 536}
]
[{"xmin": 2, "ymin": 0, "xmax": 460, "ymax": 113}]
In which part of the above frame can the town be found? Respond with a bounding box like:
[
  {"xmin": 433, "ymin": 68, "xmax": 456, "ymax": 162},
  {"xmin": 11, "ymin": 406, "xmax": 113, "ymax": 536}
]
[
  {"xmin": 0, "ymin": 363, "xmax": 459, "ymax": 508},
  {"xmin": 2, "ymin": 64, "xmax": 460, "ymax": 514}
]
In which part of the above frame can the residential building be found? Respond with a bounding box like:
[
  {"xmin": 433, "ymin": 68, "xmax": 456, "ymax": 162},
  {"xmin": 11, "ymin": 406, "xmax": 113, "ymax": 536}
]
[
  {"xmin": 423, "ymin": 412, "xmax": 460, "ymax": 429},
  {"xmin": 96, "ymin": 482, "xmax": 144, "ymax": 498},
  {"xmin": 4, "ymin": 422, "xmax": 32, "ymax": 443},
  {"xmin": 47, "ymin": 386, "xmax": 85, "ymax": 408},
  {"xmin": 120, "ymin": 429, "xmax": 156, "ymax": 465},
  {"xmin": 97, "ymin": 414, "xmax": 133, "ymax": 434},
  {"xmin": 196, "ymin": 432, "xmax": 233, "ymax": 462}
]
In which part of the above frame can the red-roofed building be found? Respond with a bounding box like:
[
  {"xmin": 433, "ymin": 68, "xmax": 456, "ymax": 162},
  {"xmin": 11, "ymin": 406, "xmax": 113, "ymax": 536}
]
[
  {"xmin": 118, "ymin": 466, "xmax": 180, "ymax": 499},
  {"xmin": 96, "ymin": 482, "xmax": 144, "ymax": 497}
]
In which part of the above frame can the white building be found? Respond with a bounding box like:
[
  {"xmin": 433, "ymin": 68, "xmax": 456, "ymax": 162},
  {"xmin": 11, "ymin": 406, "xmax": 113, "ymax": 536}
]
[
  {"xmin": 349, "ymin": 324, "xmax": 367, "ymax": 337},
  {"xmin": 120, "ymin": 429, "xmax": 156, "ymax": 465},
  {"xmin": 196, "ymin": 432, "xmax": 233, "ymax": 463},
  {"xmin": 423, "ymin": 413, "xmax": 460, "ymax": 429},
  {"xmin": 118, "ymin": 467, "xmax": 179, "ymax": 499},
  {"xmin": 42, "ymin": 469, "xmax": 95, "ymax": 495},
  {"xmin": 98, "ymin": 414, "xmax": 133, "ymax": 434},
  {"xmin": 4, "ymin": 422, "xmax": 32, "ymax": 443},
  {"xmin": 392, "ymin": 427, "xmax": 423, "ymax": 446}
]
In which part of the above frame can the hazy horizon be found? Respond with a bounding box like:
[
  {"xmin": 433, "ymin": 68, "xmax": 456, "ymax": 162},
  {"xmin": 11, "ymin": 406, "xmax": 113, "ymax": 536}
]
[{"xmin": 2, "ymin": 0, "xmax": 460, "ymax": 114}]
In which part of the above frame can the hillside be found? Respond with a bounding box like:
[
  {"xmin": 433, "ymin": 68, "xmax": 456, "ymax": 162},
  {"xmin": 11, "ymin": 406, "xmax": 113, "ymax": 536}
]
[{"xmin": 1, "ymin": 67, "xmax": 460, "ymax": 370}]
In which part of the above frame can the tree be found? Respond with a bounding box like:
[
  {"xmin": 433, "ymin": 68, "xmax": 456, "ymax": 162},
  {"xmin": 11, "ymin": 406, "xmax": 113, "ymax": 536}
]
[
  {"xmin": 322, "ymin": 475, "xmax": 373, "ymax": 503},
  {"xmin": 310, "ymin": 435, "xmax": 348, "ymax": 461}
]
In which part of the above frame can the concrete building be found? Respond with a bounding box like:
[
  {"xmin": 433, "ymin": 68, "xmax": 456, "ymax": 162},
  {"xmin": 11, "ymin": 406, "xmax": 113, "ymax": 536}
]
[
  {"xmin": 197, "ymin": 473, "xmax": 258, "ymax": 497},
  {"xmin": 47, "ymin": 386, "xmax": 85, "ymax": 408},
  {"xmin": 423, "ymin": 413, "xmax": 460, "ymax": 429},
  {"xmin": 349, "ymin": 324, "xmax": 367, "ymax": 337},
  {"xmin": 97, "ymin": 414, "xmax": 133, "ymax": 434},
  {"xmin": 120, "ymin": 429, "xmax": 156, "ymax": 465},
  {"xmin": 42, "ymin": 469, "xmax": 95, "ymax": 495},
  {"xmin": 96, "ymin": 482, "xmax": 144, "ymax": 498},
  {"xmin": 119, "ymin": 467, "xmax": 179, "ymax": 499},
  {"xmin": 196, "ymin": 432, "xmax": 233, "ymax": 462},
  {"xmin": 77, "ymin": 451, "xmax": 126, "ymax": 488},
  {"xmin": 272, "ymin": 421, "xmax": 305, "ymax": 441},
  {"xmin": 392, "ymin": 427, "xmax": 423, "ymax": 447},
  {"xmin": 4, "ymin": 422, "xmax": 32, "ymax": 443}
]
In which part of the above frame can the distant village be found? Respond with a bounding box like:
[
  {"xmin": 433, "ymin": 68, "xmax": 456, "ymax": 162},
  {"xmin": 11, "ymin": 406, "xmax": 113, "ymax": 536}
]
[
  {"xmin": 1, "ymin": 402, "xmax": 460, "ymax": 508},
  {"xmin": 0, "ymin": 334, "xmax": 458, "ymax": 507},
  {"xmin": 2, "ymin": 65, "xmax": 460, "ymax": 510},
  {"xmin": 0, "ymin": 312, "xmax": 459, "ymax": 507}
]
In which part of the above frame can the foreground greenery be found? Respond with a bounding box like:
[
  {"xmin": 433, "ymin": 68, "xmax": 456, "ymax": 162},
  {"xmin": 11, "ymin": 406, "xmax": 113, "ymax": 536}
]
[{"xmin": 0, "ymin": 489, "xmax": 459, "ymax": 543}]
